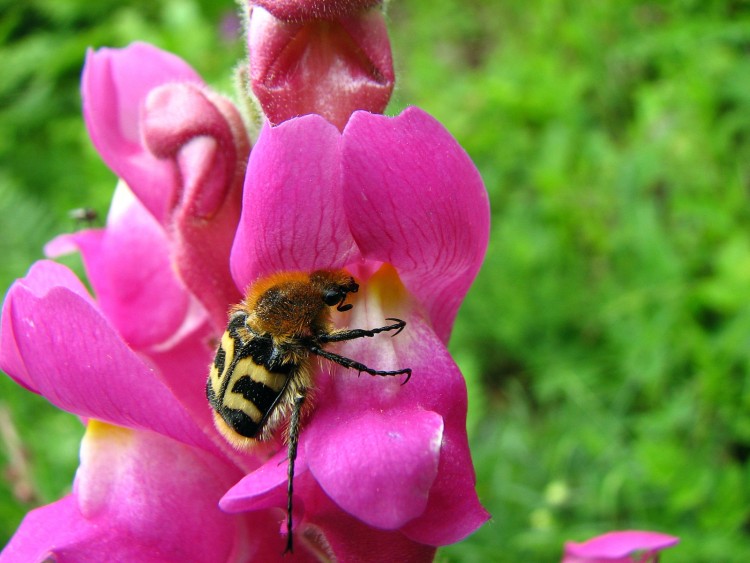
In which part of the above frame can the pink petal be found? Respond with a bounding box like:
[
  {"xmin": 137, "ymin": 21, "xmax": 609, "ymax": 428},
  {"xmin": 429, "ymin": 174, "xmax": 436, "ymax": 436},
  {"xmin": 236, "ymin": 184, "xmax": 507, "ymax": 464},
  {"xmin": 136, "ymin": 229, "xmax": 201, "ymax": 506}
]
[
  {"xmin": 400, "ymin": 417, "xmax": 489, "ymax": 546},
  {"xmin": 1, "ymin": 261, "xmax": 89, "ymax": 392},
  {"xmin": 0, "ymin": 302, "xmax": 31, "ymax": 392},
  {"xmin": 220, "ymin": 446, "xmax": 309, "ymax": 513},
  {"xmin": 46, "ymin": 185, "xmax": 192, "ymax": 350},
  {"xmin": 140, "ymin": 310, "xmax": 221, "ymax": 447},
  {"xmin": 82, "ymin": 42, "xmax": 203, "ymax": 222},
  {"xmin": 231, "ymin": 108, "xmax": 488, "ymax": 341},
  {"xmin": 1, "ymin": 423, "xmax": 252, "ymax": 562},
  {"xmin": 231, "ymin": 116, "xmax": 360, "ymax": 290},
  {"xmin": 306, "ymin": 408, "xmax": 443, "ymax": 529},
  {"xmin": 342, "ymin": 107, "xmax": 490, "ymax": 343},
  {"xmin": 252, "ymin": 0, "xmax": 382, "ymax": 21},
  {"xmin": 392, "ymin": 318, "xmax": 490, "ymax": 545},
  {"xmin": 43, "ymin": 191, "xmax": 240, "ymax": 459},
  {"xmin": 1, "ymin": 260, "xmax": 217, "ymax": 453},
  {"xmin": 1, "ymin": 495, "xmax": 113, "ymax": 563},
  {"xmin": 83, "ymin": 43, "xmax": 249, "ymax": 329},
  {"xmin": 563, "ymin": 531, "xmax": 680, "ymax": 561},
  {"xmin": 140, "ymin": 83, "xmax": 243, "ymax": 219},
  {"xmin": 223, "ymin": 463, "xmax": 434, "ymax": 561},
  {"xmin": 221, "ymin": 268, "xmax": 488, "ymax": 543},
  {"xmin": 221, "ymin": 463, "xmax": 331, "ymax": 558},
  {"xmin": 300, "ymin": 479, "xmax": 436, "ymax": 562},
  {"xmin": 313, "ymin": 273, "xmax": 489, "ymax": 544}
]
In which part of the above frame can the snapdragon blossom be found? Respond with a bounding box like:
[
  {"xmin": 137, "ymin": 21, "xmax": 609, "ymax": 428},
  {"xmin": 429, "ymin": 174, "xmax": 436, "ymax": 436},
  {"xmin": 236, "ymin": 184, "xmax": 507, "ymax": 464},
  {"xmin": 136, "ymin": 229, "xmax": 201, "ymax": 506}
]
[{"xmin": 0, "ymin": 40, "xmax": 489, "ymax": 561}]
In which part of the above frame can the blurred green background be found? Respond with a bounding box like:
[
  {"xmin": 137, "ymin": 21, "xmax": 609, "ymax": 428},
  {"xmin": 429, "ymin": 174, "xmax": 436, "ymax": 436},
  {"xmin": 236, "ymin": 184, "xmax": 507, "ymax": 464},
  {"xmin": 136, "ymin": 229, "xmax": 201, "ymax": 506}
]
[{"xmin": 2, "ymin": 0, "xmax": 750, "ymax": 560}]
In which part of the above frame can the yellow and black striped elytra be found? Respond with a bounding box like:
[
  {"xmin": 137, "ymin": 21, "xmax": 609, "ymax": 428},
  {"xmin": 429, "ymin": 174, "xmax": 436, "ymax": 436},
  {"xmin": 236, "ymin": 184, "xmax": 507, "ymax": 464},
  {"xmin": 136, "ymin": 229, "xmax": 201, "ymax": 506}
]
[{"xmin": 206, "ymin": 269, "xmax": 411, "ymax": 553}]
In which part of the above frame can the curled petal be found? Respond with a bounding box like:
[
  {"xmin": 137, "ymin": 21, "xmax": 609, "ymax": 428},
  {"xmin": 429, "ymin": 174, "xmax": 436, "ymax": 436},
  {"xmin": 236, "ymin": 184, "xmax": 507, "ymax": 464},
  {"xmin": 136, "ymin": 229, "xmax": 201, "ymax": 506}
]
[
  {"xmin": 231, "ymin": 116, "xmax": 359, "ymax": 289},
  {"xmin": 84, "ymin": 44, "xmax": 249, "ymax": 328},
  {"xmin": 248, "ymin": 6, "xmax": 394, "ymax": 129},
  {"xmin": 141, "ymin": 83, "xmax": 241, "ymax": 219},
  {"xmin": 342, "ymin": 107, "xmax": 490, "ymax": 343},
  {"xmin": 142, "ymin": 86, "xmax": 248, "ymax": 220},
  {"xmin": 0, "ymin": 260, "xmax": 217, "ymax": 453},
  {"xmin": 82, "ymin": 42, "xmax": 203, "ymax": 222},
  {"xmin": 141, "ymin": 83, "xmax": 249, "ymax": 329},
  {"xmin": 563, "ymin": 531, "xmax": 680, "ymax": 562}
]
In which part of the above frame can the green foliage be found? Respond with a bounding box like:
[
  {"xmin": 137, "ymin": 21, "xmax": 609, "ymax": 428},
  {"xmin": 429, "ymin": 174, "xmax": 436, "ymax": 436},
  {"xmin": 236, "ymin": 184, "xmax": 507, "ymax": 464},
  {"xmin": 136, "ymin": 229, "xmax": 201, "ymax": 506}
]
[
  {"xmin": 389, "ymin": 0, "xmax": 750, "ymax": 560},
  {"xmin": 2, "ymin": 0, "xmax": 750, "ymax": 560}
]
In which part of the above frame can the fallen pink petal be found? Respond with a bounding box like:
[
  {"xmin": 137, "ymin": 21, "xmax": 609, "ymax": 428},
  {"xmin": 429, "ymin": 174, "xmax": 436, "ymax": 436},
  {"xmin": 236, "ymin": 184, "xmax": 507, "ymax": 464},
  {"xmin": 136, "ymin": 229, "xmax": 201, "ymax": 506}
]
[{"xmin": 563, "ymin": 530, "xmax": 680, "ymax": 563}]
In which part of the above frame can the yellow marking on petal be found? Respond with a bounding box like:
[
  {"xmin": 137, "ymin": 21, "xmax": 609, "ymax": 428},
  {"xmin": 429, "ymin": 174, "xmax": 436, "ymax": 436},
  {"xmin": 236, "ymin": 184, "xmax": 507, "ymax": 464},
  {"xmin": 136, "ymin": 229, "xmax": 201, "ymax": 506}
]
[
  {"xmin": 369, "ymin": 263, "xmax": 407, "ymax": 304},
  {"xmin": 79, "ymin": 420, "xmax": 136, "ymax": 519},
  {"xmin": 84, "ymin": 419, "xmax": 134, "ymax": 446}
]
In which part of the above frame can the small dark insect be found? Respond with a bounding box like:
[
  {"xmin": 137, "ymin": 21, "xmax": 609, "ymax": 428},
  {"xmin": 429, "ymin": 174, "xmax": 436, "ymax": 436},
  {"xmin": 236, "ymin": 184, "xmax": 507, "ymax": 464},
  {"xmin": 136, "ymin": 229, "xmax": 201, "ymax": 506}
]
[
  {"xmin": 68, "ymin": 207, "xmax": 99, "ymax": 227},
  {"xmin": 206, "ymin": 269, "xmax": 411, "ymax": 553}
]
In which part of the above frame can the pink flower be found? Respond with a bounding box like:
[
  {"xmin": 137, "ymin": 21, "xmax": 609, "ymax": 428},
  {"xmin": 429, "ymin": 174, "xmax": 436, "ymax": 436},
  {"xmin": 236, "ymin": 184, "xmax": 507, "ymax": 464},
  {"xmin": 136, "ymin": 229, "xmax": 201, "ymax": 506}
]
[
  {"xmin": 247, "ymin": 1, "xmax": 394, "ymax": 130},
  {"xmin": 214, "ymin": 106, "xmax": 490, "ymax": 552},
  {"xmin": 563, "ymin": 531, "xmax": 680, "ymax": 563},
  {"xmin": 1, "ymin": 42, "xmax": 489, "ymax": 560}
]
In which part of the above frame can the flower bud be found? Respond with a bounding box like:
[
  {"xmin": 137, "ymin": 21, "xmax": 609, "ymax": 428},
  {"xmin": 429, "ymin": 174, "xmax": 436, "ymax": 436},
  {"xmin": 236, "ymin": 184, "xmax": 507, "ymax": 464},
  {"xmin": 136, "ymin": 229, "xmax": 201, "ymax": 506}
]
[
  {"xmin": 254, "ymin": 0, "xmax": 381, "ymax": 21},
  {"xmin": 248, "ymin": 4, "xmax": 394, "ymax": 129}
]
